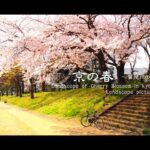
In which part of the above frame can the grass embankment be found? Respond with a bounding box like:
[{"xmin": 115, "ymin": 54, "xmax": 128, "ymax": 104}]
[
  {"xmin": 1, "ymin": 85, "xmax": 135, "ymax": 118},
  {"xmin": 143, "ymin": 128, "xmax": 150, "ymax": 135}
]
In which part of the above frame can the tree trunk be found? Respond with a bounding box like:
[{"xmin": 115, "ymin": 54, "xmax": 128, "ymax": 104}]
[
  {"xmin": 19, "ymin": 84, "xmax": 22, "ymax": 97},
  {"xmin": 15, "ymin": 85, "xmax": 19, "ymax": 96},
  {"xmin": 117, "ymin": 61, "xmax": 126, "ymax": 84},
  {"xmin": 34, "ymin": 84, "xmax": 37, "ymax": 93},
  {"xmin": 10, "ymin": 87, "xmax": 13, "ymax": 95},
  {"xmin": 30, "ymin": 85, "xmax": 34, "ymax": 99},
  {"xmin": 1, "ymin": 90, "xmax": 4, "ymax": 96},
  {"xmin": 95, "ymin": 50, "xmax": 107, "ymax": 75},
  {"xmin": 131, "ymin": 71, "xmax": 134, "ymax": 80},
  {"xmin": 21, "ymin": 81, "xmax": 24, "ymax": 94},
  {"xmin": 42, "ymin": 81, "xmax": 46, "ymax": 92},
  {"xmin": 6, "ymin": 88, "xmax": 8, "ymax": 96},
  {"xmin": 29, "ymin": 78, "xmax": 34, "ymax": 99},
  {"xmin": 142, "ymin": 45, "xmax": 150, "ymax": 75},
  {"xmin": 147, "ymin": 56, "xmax": 150, "ymax": 75}
]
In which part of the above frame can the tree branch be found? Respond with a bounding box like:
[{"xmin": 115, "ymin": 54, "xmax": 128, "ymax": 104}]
[
  {"xmin": 127, "ymin": 15, "xmax": 133, "ymax": 39},
  {"xmin": 84, "ymin": 47, "xmax": 96, "ymax": 53},
  {"xmin": 141, "ymin": 43, "xmax": 150, "ymax": 56},
  {"xmin": 107, "ymin": 62, "xmax": 116, "ymax": 66},
  {"xmin": 102, "ymin": 49, "xmax": 117, "ymax": 66}
]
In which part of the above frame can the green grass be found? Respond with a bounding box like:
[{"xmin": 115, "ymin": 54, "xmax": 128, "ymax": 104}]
[
  {"xmin": 1, "ymin": 82, "xmax": 140, "ymax": 118},
  {"xmin": 143, "ymin": 128, "xmax": 150, "ymax": 135}
]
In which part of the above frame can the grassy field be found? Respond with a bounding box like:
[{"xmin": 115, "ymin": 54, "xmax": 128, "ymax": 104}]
[
  {"xmin": 1, "ymin": 85, "xmax": 135, "ymax": 118},
  {"xmin": 1, "ymin": 82, "xmax": 149, "ymax": 135}
]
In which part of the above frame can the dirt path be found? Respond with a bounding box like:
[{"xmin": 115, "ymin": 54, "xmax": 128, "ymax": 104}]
[{"xmin": 0, "ymin": 102, "xmax": 123, "ymax": 135}]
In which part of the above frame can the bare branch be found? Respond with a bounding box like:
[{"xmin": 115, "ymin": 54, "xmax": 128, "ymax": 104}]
[{"xmin": 141, "ymin": 42, "xmax": 150, "ymax": 56}]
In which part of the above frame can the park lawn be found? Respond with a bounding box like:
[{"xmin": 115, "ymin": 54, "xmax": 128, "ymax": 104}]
[
  {"xmin": 1, "ymin": 82, "xmax": 139, "ymax": 118},
  {"xmin": 143, "ymin": 128, "xmax": 150, "ymax": 135}
]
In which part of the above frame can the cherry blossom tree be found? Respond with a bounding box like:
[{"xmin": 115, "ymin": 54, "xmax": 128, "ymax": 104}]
[
  {"xmin": 0, "ymin": 16, "xmax": 48, "ymax": 97},
  {"xmin": 37, "ymin": 15, "xmax": 150, "ymax": 84},
  {"xmin": 127, "ymin": 52, "xmax": 138, "ymax": 79},
  {"xmin": 0, "ymin": 14, "xmax": 150, "ymax": 96},
  {"xmin": 140, "ymin": 38, "xmax": 150, "ymax": 74}
]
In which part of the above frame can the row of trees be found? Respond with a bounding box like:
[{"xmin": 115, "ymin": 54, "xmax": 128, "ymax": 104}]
[
  {"xmin": 0, "ymin": 64, "xmax": 44, "ymax": 99},
  {"xmin": 0, "ymin": 15, "xmax": 150, "ymax": 98},
  {"xmin": 0, "ymin": 64, "xmax": 24, "ymax": 97}
]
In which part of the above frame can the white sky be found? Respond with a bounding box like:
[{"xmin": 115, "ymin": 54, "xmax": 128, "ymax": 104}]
[
  {"xmin": 125, "ymin": 46, "xmax": 149, "ymax": 75},
  {"xmin": 126, "ymin": 47, "xmax": 148, "ymax": 68},
  {"xmin": 0, "ymin": 15, "xmax": 23, "ymax": 20}
]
